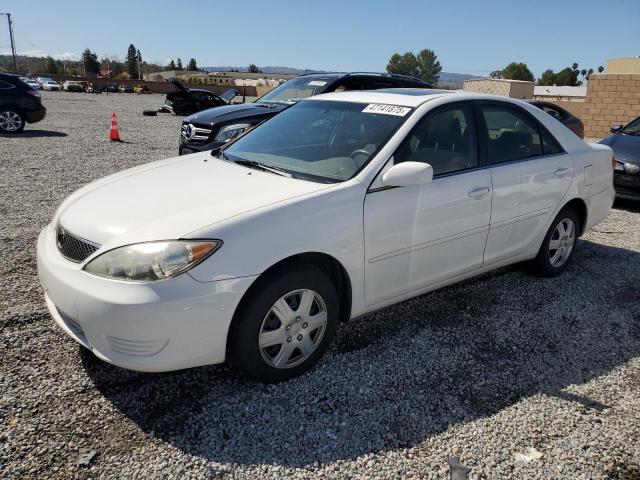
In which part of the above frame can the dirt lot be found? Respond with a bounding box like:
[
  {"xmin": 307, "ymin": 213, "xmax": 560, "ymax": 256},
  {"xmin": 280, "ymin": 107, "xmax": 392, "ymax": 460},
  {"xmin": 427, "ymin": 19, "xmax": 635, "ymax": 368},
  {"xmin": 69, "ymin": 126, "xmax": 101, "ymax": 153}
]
[{"xmin": 1, "ymin": 91, "xmax": 639, "ymax": 479}]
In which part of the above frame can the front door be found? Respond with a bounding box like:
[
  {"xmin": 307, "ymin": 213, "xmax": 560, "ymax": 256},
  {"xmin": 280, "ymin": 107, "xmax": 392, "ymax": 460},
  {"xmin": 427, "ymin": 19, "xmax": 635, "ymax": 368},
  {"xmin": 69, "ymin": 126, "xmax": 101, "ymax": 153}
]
[{"xmin": 363, "ymin": 102, "xmax": 492, "ymax": 306}]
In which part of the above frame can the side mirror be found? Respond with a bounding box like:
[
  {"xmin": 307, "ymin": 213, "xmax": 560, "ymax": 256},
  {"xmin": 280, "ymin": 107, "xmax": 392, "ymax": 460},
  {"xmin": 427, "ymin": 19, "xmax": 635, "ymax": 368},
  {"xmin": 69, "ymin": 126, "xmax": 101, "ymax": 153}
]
[
  {"xmin": 611, "ymin": 124, "xmax": 623, "ymax": 133},
  {"xmin": 382, "ymin": 161, "xmax": 433, "ymax": 187}
]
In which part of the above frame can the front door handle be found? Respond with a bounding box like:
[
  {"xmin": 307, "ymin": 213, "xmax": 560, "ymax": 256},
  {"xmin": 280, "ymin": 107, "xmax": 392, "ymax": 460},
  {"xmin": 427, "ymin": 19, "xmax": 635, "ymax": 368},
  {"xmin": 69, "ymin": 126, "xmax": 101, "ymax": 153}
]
[
  {"xmin": 468, "ymin": 187, "xmax": 491, "ymax": 199},
  {"xmin": 554, "ymin": 167, "xmax": 571, "ymax": 177}
]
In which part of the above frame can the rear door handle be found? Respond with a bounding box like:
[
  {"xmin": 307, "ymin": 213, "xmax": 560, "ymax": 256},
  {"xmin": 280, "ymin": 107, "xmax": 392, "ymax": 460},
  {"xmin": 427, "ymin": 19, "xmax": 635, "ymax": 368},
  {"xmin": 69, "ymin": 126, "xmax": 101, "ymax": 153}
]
[
  {"xmin": 554, "ymin": 167, "xmax": 571, "ymax": 177},
  {"xmin": 468, "ymin": 187, "xmax": 491, "ymax": 198}
]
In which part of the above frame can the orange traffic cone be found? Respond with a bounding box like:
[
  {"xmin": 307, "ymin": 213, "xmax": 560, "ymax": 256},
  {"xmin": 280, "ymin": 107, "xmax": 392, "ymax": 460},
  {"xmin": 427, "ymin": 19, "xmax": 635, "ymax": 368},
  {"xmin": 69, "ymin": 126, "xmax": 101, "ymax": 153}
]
[{"xmin": 110, "ymin": 112, "xmax": 122, "ymax": 142}]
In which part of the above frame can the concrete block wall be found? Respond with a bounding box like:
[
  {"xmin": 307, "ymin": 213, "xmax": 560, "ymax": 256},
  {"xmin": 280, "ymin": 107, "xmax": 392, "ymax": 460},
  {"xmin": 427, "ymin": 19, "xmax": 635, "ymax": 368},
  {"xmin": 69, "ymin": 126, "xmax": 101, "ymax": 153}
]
[{"xmin": 582, "ymin": 74, "xmax": 640, "ymax": 138}]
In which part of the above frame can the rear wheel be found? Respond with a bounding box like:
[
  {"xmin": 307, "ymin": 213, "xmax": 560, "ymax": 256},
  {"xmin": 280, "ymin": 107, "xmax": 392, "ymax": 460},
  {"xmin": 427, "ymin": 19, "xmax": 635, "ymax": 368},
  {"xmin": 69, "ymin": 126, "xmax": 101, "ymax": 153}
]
[
  {"xmin": 529, "ymin": 207, "xmax": 580, "ymax": 277},
  {"xmin": 0, "ymin": 109, "xmax": 25, "ymax": 133},
  {"xmin": 229, "ymin": 267, "xmax": 339, "ymax": 383}
]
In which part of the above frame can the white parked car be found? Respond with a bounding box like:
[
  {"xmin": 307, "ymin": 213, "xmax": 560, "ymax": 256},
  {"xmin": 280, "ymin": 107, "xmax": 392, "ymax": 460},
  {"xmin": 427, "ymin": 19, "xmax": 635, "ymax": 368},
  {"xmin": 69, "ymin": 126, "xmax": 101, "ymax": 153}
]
[
  {"xmin": 39, "ymin": 78, "xmax": 60, "ymax": 91},
  {"xmin": 37, "ymin": 89, "xmax": 614, "ymax": 382},
  {"xmin": 20, "ymin": 77, "xmax": 41, "ymax": 89}
]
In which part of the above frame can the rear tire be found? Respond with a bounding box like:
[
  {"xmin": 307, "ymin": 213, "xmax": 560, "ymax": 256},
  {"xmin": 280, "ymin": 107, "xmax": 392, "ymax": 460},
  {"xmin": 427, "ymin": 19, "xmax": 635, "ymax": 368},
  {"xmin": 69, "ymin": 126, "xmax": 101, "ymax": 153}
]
[
  {"xmin": 0, "ymin": 109, "xmax": 25, "ymax": 133},
  {"xmin": 529, "ymin": 206, "xmax": 580, "ymax": 277},
  {"xmin": 228, "ymin": 266, "xmax": 339, "ymax": 383}
]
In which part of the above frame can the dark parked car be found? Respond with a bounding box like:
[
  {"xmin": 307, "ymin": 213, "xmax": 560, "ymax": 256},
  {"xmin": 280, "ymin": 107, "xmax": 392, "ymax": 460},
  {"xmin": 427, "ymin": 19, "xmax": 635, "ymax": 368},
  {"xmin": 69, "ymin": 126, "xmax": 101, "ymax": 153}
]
[
  {"xmin": 0, "ymin": 73, "xmax": 46, "ymax": 133},
  {"xmin": 178, "ymin": 72, "xmax": 432, "ymax": 155},
  {"xmin": 105, "ymin": 82, "xmax": 118, "ymax": 93},
  {"xmin": 600, "ymin": 116, "xmax": 640, "ymax": 200},
  {"xmin": 161, "ymin": 78, "xmax": 239, "ymax": 116},
  {"xmin": 118, "ymin": 84, "xmax": 133, "ymax": 93},
  {"xmin": 528, "ymin": 100, "xmax": 584, "ymax": 138}
]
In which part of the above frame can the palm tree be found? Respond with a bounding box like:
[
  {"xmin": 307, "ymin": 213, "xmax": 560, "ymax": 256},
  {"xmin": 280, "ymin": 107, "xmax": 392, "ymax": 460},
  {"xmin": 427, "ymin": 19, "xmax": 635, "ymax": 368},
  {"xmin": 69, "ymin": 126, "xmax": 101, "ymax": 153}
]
[
  {"xmin": 580, "ymin": 69, "xmax": 587, "ymax": 84},
  {"xmin": 598, "ymin": 66, "xmax": 604, "ymax": 73},
  {"xmin": 572, "ymin": 62, "xmax": 579, "ymax": 72}
]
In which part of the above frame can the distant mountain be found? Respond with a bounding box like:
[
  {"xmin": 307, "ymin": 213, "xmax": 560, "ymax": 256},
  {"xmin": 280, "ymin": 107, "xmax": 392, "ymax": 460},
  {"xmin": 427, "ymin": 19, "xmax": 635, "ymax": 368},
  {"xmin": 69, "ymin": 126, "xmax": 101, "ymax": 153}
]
[
  {"xmin": 437, "ymin": 72, "xmax": 485, "ymax": 85},
  {"xmin": 202, "ymin": 65, "xmax": 486, "ymax": 84},
  {"xmin": 202, "ymin": 66, "xmax": 325, "ymax": 75}
]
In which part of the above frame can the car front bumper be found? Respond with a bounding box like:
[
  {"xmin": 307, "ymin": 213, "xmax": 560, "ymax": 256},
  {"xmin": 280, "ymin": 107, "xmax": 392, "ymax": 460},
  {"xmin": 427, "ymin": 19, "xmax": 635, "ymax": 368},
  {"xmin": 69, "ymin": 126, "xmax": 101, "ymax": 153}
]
[
  {"xmin": 37, "ymin": 225, "xmax": 257, "ymax": 372},
  {"xmin": 614, "ymin": 172, "xmax": 640, "ymax": 200}
]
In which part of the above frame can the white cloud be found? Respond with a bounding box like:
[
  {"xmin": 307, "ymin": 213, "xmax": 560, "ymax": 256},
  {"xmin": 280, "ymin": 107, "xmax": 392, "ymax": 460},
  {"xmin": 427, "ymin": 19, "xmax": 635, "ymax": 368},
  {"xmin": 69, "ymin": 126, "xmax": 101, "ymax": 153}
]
[{"xmin": 53, "ymin": 52, "xmax": 80, "ymax": 61}]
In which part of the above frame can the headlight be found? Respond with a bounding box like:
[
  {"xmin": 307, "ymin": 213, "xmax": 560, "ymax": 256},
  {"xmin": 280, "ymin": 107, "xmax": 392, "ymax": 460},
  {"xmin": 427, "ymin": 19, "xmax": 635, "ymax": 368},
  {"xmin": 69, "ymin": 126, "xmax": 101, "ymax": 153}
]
[
  {"xmin": 614, "ymin": 160, "xmax": 625, "ymax": 172},
  {"xmin": 84, "ymin": 240, "xmax": 221, "ymax": 282},
  {"xmin": 214, "ymin": 123, "xmax": 251, "ymax": 143},
  {"xmin": 623, "ymin": 162, "xmax": 640, "ymax": 175}
]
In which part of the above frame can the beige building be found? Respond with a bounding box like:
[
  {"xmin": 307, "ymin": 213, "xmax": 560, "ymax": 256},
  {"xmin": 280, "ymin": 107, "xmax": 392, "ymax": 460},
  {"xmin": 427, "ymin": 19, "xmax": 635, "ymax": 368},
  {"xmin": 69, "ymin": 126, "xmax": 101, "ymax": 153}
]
[
  {"xmin": 462, "ymin": 78, "xmax": 534, "ymax": 99},
  {"xmin": 606, "ymin": 57, "xmax": 640, "ymax": 74}
]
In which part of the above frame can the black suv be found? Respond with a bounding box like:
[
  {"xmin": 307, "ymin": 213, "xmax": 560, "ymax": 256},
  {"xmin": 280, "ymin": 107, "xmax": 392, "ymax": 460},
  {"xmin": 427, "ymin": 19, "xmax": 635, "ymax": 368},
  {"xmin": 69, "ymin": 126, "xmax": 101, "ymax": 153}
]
[
  {"xmin": 0, "ymin": 73, "xmax": 46, "ymax": 133},
  {"xmin": 179, "ymin": 72, "xmax": 432, "ymax": 155}
]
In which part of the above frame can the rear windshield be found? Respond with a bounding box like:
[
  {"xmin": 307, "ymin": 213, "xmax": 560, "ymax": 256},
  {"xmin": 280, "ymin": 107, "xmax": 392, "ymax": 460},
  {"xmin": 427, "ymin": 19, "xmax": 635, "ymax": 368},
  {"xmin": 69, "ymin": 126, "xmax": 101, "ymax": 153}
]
[{"xmin": 222, "ymin": 100, "xmax": 412, "ymax": 182}]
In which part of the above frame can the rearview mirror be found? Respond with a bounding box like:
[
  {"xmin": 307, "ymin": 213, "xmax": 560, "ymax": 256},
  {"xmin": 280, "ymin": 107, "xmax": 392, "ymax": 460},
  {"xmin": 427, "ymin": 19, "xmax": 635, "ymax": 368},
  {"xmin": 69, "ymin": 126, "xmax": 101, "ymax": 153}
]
[
  {"xmin": 382, "ymin": 161, "xmax": 433, "ymax": 187},
  {"xmin": 611, "ymin": 124, "xmax": 623, "ymax": 133}
]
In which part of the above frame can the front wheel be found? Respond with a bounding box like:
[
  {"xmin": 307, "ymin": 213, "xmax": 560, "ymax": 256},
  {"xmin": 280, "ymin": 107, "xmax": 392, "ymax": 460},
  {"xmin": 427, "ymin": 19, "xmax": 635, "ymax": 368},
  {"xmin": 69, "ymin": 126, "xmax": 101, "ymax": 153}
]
[
  {"xmin": 228, "ymin": 267, "xmax": 339, "ymax": 383},
  {"xmin": 529, "ymin": 207, "xmax": 580, "ymax": 277},
  {"xmin": 0, "ymin": 109, "xmax": 25, "ymax": 133}
]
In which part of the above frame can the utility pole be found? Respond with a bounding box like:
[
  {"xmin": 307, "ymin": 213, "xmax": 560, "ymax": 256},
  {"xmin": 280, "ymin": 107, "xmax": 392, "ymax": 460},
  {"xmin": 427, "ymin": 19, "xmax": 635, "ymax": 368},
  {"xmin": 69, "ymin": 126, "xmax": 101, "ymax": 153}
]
[{"xmin": 1, "ymin": 13, "xmax": 17, "ymax": 72}]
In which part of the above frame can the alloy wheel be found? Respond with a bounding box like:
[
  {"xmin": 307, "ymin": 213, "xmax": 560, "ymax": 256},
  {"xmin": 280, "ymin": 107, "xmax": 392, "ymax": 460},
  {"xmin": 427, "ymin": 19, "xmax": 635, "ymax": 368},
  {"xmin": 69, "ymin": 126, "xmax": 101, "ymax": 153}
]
[
  {"xmin": 548, "ymin": 218, "xmax": 576, "ymax": 268},
  {"xmin": 0, "ymin": 111, "xmax": 23, "ymax": 132},
  {"xmin": 258, "ymin": 289, "xmax": 328, "ymax": 369}
]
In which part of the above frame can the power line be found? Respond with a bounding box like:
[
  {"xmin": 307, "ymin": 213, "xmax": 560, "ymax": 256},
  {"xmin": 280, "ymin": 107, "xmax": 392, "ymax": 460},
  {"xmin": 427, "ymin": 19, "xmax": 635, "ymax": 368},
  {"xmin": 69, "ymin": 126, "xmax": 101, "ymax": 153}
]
[{"xmin": 0, "ymin": 13, "xmax": 17, "ymax": 71}]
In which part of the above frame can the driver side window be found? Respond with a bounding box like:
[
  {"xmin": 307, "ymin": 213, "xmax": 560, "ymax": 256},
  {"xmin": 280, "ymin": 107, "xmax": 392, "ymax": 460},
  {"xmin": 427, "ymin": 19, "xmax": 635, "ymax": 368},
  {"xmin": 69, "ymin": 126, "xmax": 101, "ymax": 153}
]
[{"xmin": 394, "ymin": 104, "xmax": 478, "ymax": 176}]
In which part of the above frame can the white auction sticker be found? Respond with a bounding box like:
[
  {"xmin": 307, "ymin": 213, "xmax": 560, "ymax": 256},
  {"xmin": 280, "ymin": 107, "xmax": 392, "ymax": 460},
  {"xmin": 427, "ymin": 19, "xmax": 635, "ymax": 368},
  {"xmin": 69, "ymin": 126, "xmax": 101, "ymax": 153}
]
[
  {"xmin": 362, "ymin": 104, "xmax": 411, "ymax": 116},
  {"xmin": 308, "ymin": 80, "xmax": 327, "ymax": 86}
]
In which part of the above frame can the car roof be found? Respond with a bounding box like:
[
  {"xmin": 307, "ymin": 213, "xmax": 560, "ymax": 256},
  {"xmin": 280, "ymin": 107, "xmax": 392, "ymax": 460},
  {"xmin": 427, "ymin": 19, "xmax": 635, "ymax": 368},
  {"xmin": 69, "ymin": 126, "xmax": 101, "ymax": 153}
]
[
  {"xmin": 299, "ymin": 71, "xmax": 430, "ymax": 85},
  {"xmin": 311, "ymin": 89, "xmax": 455, "ymax": 107}
]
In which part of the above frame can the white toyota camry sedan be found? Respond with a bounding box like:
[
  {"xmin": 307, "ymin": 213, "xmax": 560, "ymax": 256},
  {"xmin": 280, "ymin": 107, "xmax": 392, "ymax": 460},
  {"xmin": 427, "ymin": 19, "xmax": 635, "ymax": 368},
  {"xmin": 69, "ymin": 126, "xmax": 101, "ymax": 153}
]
[{"xmin": 37, "ymin": 89, "xmax": 614, "ymax": 382}]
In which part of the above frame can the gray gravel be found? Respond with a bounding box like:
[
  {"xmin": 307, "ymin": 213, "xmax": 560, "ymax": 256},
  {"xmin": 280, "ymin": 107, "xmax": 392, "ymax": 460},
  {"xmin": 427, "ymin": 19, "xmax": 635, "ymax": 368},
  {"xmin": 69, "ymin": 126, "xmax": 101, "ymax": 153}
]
[{"xmin": 1, "ymin": 91, "xmax": 640, "ymax": 479}]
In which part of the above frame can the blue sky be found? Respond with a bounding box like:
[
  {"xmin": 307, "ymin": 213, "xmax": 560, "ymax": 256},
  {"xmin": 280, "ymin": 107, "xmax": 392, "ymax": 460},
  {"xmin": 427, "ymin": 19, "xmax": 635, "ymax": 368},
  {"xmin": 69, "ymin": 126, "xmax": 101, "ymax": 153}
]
[{"xmin": 2, "ymin": 0, "xmax": 639, "ymax": 76}]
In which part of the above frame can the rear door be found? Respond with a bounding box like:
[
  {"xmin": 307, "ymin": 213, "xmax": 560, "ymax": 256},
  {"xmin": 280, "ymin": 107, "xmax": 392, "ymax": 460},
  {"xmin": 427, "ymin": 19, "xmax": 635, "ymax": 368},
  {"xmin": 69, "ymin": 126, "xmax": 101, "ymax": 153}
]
[{"xmin": 479, "ymin": 102, "xmax": 573, "ymax": 264}]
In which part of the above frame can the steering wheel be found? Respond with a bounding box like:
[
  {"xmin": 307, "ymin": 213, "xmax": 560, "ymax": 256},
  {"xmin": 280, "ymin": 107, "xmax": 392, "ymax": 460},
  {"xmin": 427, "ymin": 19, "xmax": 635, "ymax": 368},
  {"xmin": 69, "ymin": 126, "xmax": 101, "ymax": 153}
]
[{"xmin": 350, "ymin": 149, "xmax": 370, "ymax": 159}]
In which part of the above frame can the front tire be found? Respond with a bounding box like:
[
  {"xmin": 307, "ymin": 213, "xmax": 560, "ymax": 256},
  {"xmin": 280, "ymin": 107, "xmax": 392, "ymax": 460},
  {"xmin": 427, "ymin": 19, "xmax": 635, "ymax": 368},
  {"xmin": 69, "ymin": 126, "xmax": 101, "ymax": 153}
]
[
  {"xmin": 529, "ymin": 206, "xmax": 580, "ymax": 277},
  {"xmin": 228, "ymin": 266, "xmax": 339, "ymax": 383},
  {"xmin": 0, "ymin": 109, "xmax": 25, "ymax": 133}
]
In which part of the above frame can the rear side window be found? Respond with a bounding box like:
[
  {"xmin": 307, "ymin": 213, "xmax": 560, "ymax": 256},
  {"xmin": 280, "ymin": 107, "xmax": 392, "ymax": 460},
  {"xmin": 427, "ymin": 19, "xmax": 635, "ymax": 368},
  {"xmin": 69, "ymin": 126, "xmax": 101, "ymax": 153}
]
[
  {"xmin": 395, "ymin": 103, "xmax": 478, "ymax": 176},
  {"xmin": 541, "ymin": 128, "xmax": 563, "ymax": 155},
  {"xmin": 481, "ymin": 105, "xmax": 542, "ymax": 165},
  {"xmin": 0, "ymin": 80, "xmax": 15, "ymax": 89}
]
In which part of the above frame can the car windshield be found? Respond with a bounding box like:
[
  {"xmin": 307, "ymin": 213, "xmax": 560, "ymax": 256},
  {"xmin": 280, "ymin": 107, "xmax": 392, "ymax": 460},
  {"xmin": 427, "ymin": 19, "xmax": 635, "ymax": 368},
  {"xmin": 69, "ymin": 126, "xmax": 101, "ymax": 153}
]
[
  {"xmin": 256, "ymin": 76, "xmax": 336, "ymax": 105},
  {"xmin": 221, "ymin": 100, "xmax": 412, "ymax": 183},
  {"xmin": 621, "ymin": 117, "xmax": 640, "ymax": 135}
]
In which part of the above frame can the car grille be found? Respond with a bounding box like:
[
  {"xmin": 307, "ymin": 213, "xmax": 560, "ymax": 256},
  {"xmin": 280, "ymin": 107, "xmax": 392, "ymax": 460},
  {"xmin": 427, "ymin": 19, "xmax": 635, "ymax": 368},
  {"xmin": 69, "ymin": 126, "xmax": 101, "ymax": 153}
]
[
  {"xmin": 56, "ymin": 225, "xmax": 100, "ymax": 263},
  {"xmin": 181, "ymin": 123, "xmax": 213, "ymax": 144}
]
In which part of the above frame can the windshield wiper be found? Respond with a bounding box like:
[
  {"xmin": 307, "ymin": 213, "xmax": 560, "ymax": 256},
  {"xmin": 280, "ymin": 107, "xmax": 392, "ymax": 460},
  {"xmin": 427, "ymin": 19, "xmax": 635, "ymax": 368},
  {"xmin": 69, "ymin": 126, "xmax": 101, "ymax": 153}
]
[
  {"xmin": 622, "ymin": 130, "xmax": 640, "ymax": 136},
  {"xmin": 233, "ymin": 159, "xmax": 292, "ymax": 177}
]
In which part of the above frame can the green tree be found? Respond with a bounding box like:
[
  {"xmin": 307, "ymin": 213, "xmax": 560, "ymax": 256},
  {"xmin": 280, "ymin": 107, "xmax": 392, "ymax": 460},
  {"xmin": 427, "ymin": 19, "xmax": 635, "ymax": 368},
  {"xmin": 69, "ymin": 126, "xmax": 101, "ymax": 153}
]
[
  {"xmin": 176, "ymin": 58, "xmax": 183, "ymax": 71},
  {"xmin": 489, "ymin": 69, "xmax": 504, "ymax": 79},
  {"xmin": 554, "ymin": 67, "xmax": 580, "ymax": 86},
  {"xmin": 501, "ymin": 62, "xmax": 535, "ymax": 82},
  {"xmin": 415, "ymin": 49, "xmax": 441, "ymax": 84},
  {"xmin": 248, "ymin": 63, "xmax": 260, "ymax": 73},
  {"xmin": 598, "ymin": 66, "xmax": 604, "ymax": 73},
  {"xmin": 386, "ymin": 52, "xmax": 421, "ymax": 79},
  {"xmin": 82, "ymin": 48, "xmax": 100, "ymax": 76},
  {"xmin": 45, "ymin": 56, "xmax": 59, "ymax": 74},
  {"xmin": 166, "ymin": 59, "xmax": 176, "ymax": 71},
  {"xmin": 386, "ymin": 49, "xmax": 441, "ymax": 83},
  {"xmin": 536, "ymin": 69, "xmax": 557, "ymax": 85},
  {"xmin": 187, "ymin": 58, "xmax": 198, "ymax": 71},
  {"xmin": 126, "ymin": 44, "xmax": 138, "ymax": 77}
]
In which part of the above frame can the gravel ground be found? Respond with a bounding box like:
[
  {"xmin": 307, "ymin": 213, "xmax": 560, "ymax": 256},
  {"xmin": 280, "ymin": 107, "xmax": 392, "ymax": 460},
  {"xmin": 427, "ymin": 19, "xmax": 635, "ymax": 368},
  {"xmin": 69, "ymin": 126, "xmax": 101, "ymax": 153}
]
[{"xmin": 1, "ymin": 91, "xmax": 640, "ymax": 479}]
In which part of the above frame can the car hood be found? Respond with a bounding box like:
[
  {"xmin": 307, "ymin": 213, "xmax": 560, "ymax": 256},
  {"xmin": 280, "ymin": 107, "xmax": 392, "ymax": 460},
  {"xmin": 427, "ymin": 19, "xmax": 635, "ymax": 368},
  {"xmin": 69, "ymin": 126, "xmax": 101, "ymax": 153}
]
[
  {"xmin": 56, "ymin": 152, "xmax": 331, "ymax": 249},
  {"xmin": 600, "ymin": 133, "xmax": 640, "ymax": 165},
  {"xmin": 185, "ymin": 102, "xmax": 286, "ymax": 127}
]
